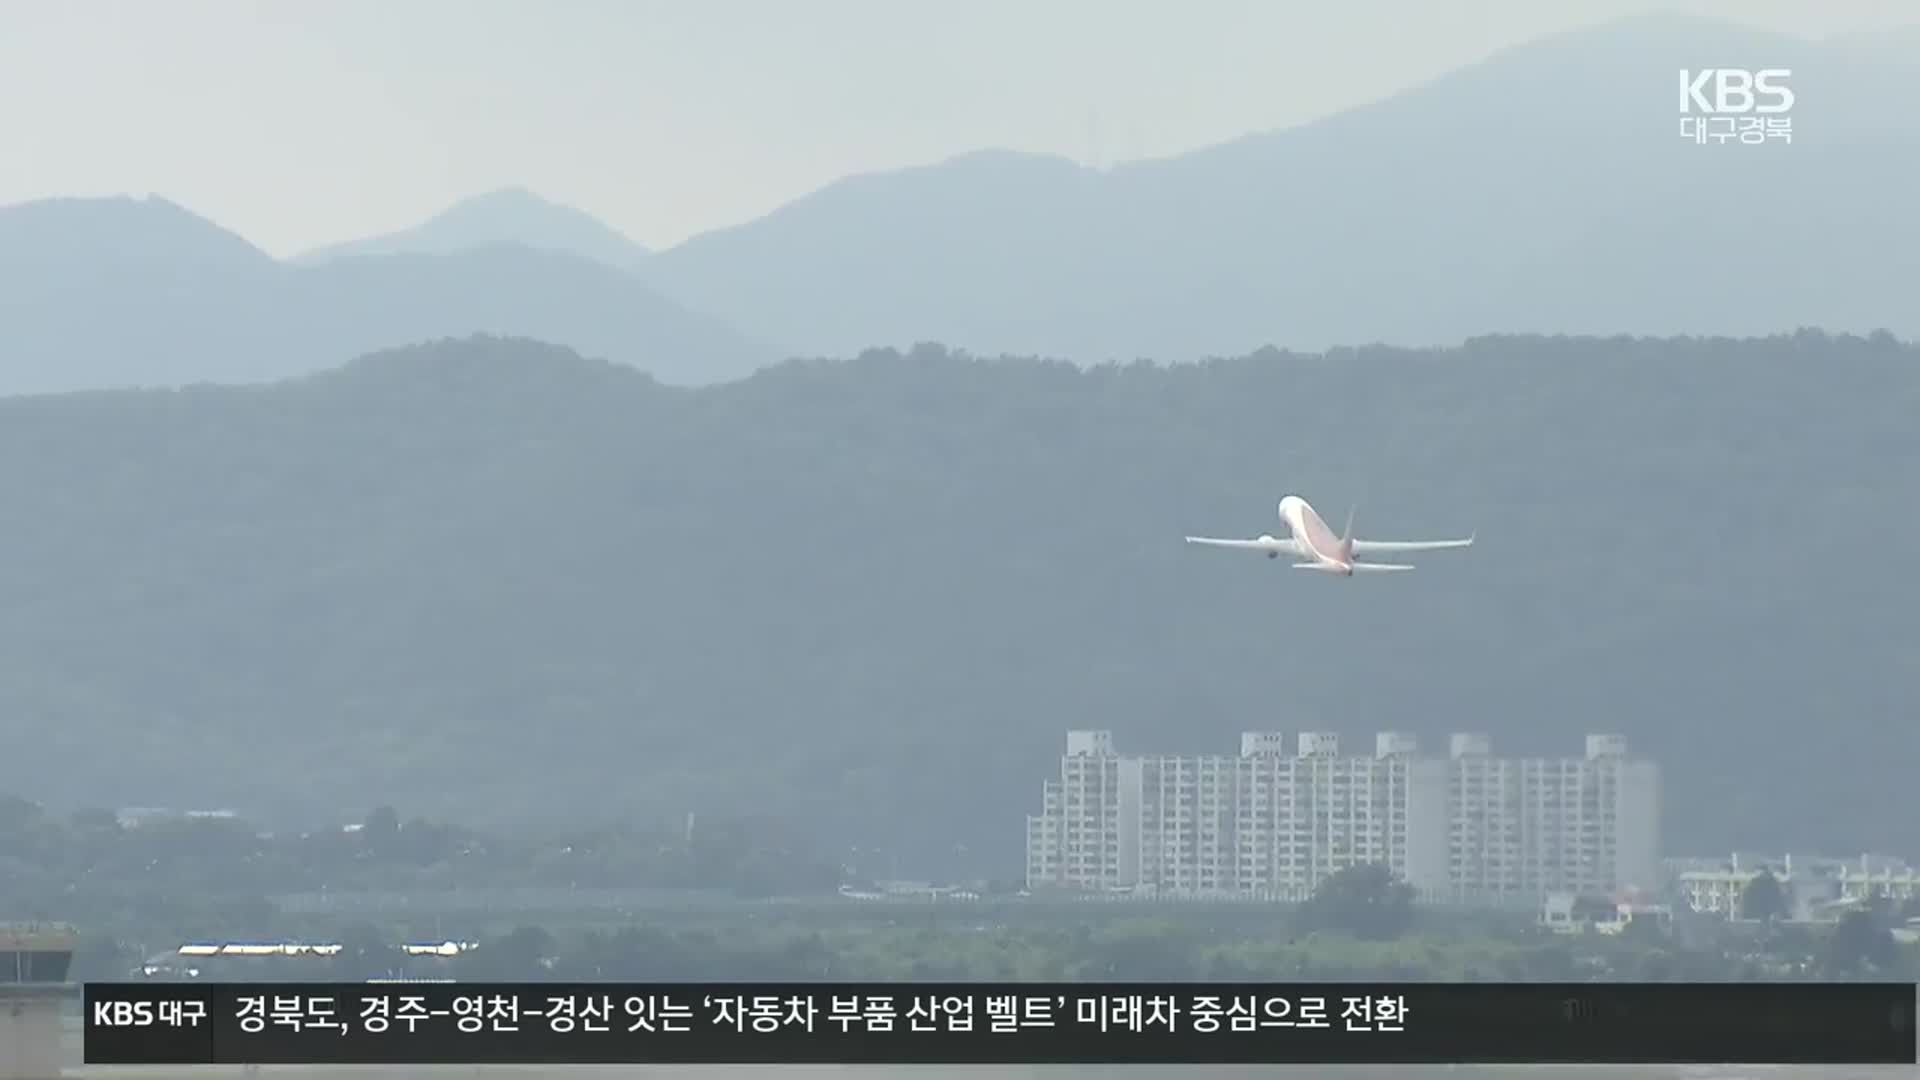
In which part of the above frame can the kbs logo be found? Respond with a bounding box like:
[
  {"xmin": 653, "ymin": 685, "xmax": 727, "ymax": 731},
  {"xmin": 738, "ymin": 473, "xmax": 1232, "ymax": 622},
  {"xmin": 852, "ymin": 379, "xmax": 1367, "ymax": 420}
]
[
  {"xmin": 90, "ymin": 995, "xmax": 207, "ymax": 1027},
  {"xmin": 93, "ymin": 1000, "xmax": 154, "ymax": 1026},
  {"xmin": 1677, "ymin": 69, "xmax": 1793, "ymax": 146},
  {"xmin": 1679, "ymin": 69, "xmax": 1794, "ymax": 114}
]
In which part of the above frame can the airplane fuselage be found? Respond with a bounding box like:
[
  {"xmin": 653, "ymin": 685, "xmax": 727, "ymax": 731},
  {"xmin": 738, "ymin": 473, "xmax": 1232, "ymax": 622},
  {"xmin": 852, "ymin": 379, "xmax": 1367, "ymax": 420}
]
[{"xmin": 1277, "ymin": 495, "xmax": 1353, "ymax": 574}]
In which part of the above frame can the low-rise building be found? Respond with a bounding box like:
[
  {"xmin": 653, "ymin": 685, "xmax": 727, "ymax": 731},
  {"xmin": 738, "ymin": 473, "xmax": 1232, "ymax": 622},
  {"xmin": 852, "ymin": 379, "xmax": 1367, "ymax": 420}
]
[{"xmin": 1672, "ymin": 851, "xmax": 1919, "ymax": 922}]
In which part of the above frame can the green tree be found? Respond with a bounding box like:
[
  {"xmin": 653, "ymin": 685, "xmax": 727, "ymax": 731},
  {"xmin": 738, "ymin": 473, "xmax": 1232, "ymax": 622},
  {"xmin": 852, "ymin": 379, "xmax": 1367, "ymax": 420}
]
[
  {"xmin": 332, "ymin": 923, "xmax": 393, "ymax": 981},
  {"xmin": 476, "ymin": 925, "xmax": 556, "ymax": 980},
  {"xmin": 1571, "ymin": 895, "xmax": 1616, "ymax": 923},
  {"xmin": 361, "ymin": 805, "xmax": 400, "ymax": 850},
  {"xmin": 1739, "ymin": 868, "xmax": 1788, "ymax": 923},
  {"xmin": 1822, "ymin": 908, "xmax": 1904, "ymax": 978},
  {"xmin": 69, "ymin": 933, "xmax": 140, "ymax": 982},
  {"xmin": 1296, "ymin": 863, "xmax": 1415, "ymax": 941},
  {"xmin": 69, "ymin": 807, "xmax": 121, "ymax": 831}
]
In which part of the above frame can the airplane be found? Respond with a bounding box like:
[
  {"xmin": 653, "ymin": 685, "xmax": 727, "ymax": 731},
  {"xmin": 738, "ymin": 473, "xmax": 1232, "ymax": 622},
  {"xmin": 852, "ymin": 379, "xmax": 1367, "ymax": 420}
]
[{"xmin": 1185, "ymin": 495, "xmax": 1474, "ymax": 576}]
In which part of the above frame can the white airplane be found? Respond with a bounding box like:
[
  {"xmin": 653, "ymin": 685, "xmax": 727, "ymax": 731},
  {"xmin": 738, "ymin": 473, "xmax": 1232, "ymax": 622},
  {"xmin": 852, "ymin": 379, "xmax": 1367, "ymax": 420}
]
[{"xmin": 1185, "ymin": 495, "xmax": 1474, "ymax": 575}]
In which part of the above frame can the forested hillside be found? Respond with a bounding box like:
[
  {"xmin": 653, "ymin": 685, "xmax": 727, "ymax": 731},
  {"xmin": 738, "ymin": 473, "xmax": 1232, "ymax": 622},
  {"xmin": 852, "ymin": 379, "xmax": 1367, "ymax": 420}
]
[{"xmin": 0, "ymin": 332, "xmax": 1912, "ymax": 874}]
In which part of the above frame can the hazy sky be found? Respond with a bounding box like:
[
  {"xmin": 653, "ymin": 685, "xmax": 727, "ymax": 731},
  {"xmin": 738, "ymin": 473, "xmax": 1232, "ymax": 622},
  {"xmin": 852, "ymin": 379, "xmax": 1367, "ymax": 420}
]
[{"xmin": 1, "ymin": 0, "xmax": 1910, "ymax": 256}]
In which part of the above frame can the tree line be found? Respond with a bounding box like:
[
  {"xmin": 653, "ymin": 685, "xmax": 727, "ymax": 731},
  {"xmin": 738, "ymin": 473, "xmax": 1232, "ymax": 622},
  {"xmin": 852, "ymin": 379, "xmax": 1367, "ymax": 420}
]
[
  {"xmin": 75, "ymin": 864, "xmax": 1915, "ymax": 984},
  {"xmin": 0, "ymin": 794, "xmax": 844, "ymax": 932}
]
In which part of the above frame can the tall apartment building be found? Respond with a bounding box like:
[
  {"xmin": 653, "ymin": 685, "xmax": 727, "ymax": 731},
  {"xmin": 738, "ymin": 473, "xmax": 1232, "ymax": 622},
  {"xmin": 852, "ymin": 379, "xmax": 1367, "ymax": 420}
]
[{"xmin": 1024, "ymin": 729, "xmax": 1660, "ymax": 905}]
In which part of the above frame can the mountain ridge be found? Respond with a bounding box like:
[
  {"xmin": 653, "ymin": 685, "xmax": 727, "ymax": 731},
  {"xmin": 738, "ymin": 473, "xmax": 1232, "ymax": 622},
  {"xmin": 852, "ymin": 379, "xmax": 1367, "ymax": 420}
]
[
  {"xmin": 6, "ymin": 11, "xmax": 1916, "ymax": 396},
  {"xmin": 294, "ymin": 186, "xmax": 652, "ymax": 270},
  {"xmin": 637, "ymin": 12, "xmax": 1920, "ymax": 362},
  {"xmin": 0, "ymin": 195, "xmax": 777, "ymax": 394}
]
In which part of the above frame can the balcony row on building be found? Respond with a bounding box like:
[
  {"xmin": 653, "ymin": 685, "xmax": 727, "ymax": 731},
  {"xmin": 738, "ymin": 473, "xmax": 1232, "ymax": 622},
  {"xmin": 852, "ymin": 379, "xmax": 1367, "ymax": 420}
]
[
  {"xmin": 1671, "ymin": 851, "xmax": 1920, "ymax": 922},
  {"xmin": 1023, "ymin": 729, "xmax": 1661, "ymax": 908}
]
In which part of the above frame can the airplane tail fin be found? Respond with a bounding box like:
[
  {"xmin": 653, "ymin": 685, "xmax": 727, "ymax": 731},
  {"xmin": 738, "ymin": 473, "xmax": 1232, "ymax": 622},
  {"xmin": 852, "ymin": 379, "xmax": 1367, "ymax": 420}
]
[{"xmin": 1339, "ymin": 505, "xmax": 1357, "ymax": 563}]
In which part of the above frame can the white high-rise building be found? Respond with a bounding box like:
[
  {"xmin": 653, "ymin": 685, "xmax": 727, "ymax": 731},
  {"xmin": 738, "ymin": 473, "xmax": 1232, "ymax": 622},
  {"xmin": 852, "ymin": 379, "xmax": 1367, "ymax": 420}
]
[
  {"xmin": 1025, "ymin": 729, "xmax": 1125, "ymax": 889},
  {"xmin": 1445, "ymin": 732, "xmax": 1662, "ymax": 905},
  {"xmin": 1024, "ymin": 729, "xmax": 1660, "ymax": 905}
]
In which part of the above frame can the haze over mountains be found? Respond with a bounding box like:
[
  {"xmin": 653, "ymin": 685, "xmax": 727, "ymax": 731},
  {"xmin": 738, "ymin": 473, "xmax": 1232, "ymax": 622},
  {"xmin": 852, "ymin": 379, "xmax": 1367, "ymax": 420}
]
[
  {"xmin": 637, "ymin": 14, "xmax": 1920, "ymax": 361},
  {"xmin": 3, "ymin": 12, "xmax": 1917, "ymax": 398},
  {"xmin": 2, "ymin": 10, "xmax": 1915, "ymax": 877},
  {"xmin": 0, "ymin": 332, "xmax": 1912, "ymax": 874},
  {"xmin": 294, "ymin": 186, "xmax": 652, "ymax": 271},
  {"xmin": 0, "ymin": 194, "xmax": 770, "ymax": 394}
]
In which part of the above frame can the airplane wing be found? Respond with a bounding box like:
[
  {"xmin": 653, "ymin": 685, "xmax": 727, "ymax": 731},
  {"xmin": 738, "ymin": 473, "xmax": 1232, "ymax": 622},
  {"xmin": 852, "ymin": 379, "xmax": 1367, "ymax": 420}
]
[
  {"xmin": 1184, "ymin": 535, "xmax": 1303, "ymax": 556},
  {"xmin": 1350, "ymin": 534, "xmax": 1475, "ymax": 555}
]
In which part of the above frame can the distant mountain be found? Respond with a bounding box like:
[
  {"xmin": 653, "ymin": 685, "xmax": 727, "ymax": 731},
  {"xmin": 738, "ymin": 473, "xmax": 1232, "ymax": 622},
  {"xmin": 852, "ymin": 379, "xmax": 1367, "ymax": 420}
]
[
  {"xmin": 294, "ymin": 187, "xmax": 651, "ymax": 271},
  {"xmin": 0, "ymin": 194, "xmax": 273, "ymax": 274},
  {"xmin": 641, "ymin": 13, "xmax": 1920, "ymax": 361},
  {"xmin": 0, "ymin": 195, "xmax": 774, "ymax": 393},
  {"xmin": 0, "ymin": 333, "xmax": 1912, "ymax": 874}
]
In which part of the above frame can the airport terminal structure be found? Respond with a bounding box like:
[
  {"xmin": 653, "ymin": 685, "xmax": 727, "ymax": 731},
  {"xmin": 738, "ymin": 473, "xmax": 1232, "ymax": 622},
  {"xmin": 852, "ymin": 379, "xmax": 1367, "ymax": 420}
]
[{"xmin": 0, "ymin": 922, "xmax": 78, "ymax": 1080}]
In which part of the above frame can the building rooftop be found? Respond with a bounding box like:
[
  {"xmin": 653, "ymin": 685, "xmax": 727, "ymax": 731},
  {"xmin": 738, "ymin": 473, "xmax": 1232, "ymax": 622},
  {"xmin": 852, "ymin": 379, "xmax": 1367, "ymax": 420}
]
[
  {"xmin": 0, "ymin": 923, "xmax": 78, "ymax": 951},
  {"xmin": 2, "ymin": 923, "xmax": 78, "ymax": 987}
]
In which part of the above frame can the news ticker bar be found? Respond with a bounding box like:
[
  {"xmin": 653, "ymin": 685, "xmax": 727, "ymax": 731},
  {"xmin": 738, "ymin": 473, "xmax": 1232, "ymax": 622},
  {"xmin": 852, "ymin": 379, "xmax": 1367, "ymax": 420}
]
[{"xmin": 85, "ymin": 981, "xmax": 1917, "ymax": 1065}]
